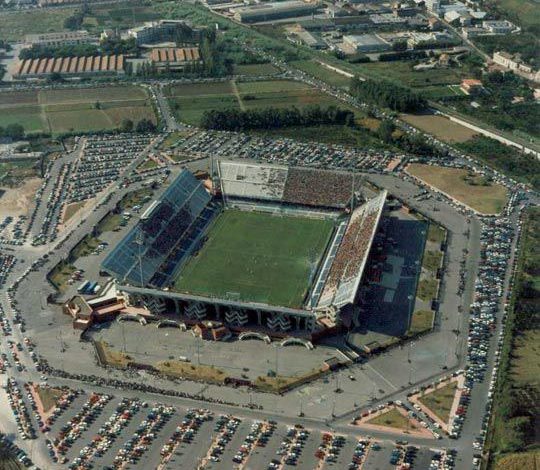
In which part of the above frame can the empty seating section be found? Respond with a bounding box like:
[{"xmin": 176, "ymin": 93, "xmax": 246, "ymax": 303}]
[
  {"xmin": 101, "ymin": 170, "xmax": 212, "ymax": 286},
  {"xmin": 282, "ymin": 167, "xmax": 353, "ymax": 208},
  {"xmin": 218, "ymin": 161, "xmax": 288, "ymax": 201}
]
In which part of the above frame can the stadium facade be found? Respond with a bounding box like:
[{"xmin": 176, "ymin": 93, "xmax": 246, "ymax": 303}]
[{"xmin": 102, "ymin": 161, "xmax": 387, "ymax": 338}]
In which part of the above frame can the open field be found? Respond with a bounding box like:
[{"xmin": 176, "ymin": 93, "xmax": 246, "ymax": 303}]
[
  {"xmin": 165, "ymin": 79, "xmax": 354, "ymax": 126},
  {"xmin": 483, "ymin": 0, "xmax": 540, "ymax": 32},
  {"xmin": 0, "ymin": 86, "xmax": 155, "ymax": 135},
  {"xmin": 48, "ymin": 261, "xmax": 77, "ymax": 293},
  {"xmin": 234, "ymin": 63, "xmax": 279, "ymax": 76},
  {"xmin": 291, "ymin": 60, "xmax": 353, "ymax": 88},
  {"xmin": 0, "ymin": 8, "xmax": 76, "ymax": 41},
  {"xmin": 358, "ymin": 61, "xmax": 468, "ymax": 89},
  {"xmin": 407, "ymin": 164, "xmax": 508, "ymax": 214},
  {"xmin": 418, "ymin": 382, "xmax": 457, "ymax": 423},
  {"xmin": 400, "ymin": 114, "xmax": 478, "ymax": 143},
  {"xmin": 174, "ymin": 209, "xmax": 334, "ymax": 308},
  {"xmin": 494, "ymin": 451, "xmax": 540, "ymax": 470},
  {"xmin": 510, "ymin": 329, "xmax": 540, "ymax": 387}
]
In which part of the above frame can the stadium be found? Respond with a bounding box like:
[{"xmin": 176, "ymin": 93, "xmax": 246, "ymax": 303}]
[{"xmin": 102, "ymin": 160, "xmax": 387, "ymax": 338}]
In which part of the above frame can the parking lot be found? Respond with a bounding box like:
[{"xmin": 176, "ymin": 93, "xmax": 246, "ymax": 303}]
[{"xmin": 2, "ymin": 380, "xmax": 454, "ymax": 470}]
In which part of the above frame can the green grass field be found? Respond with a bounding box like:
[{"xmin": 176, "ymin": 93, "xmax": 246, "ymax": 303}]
[
  {"xmin": 174, "ymin": 209, "xmax": 334, "ymax": 308},
  {"xmin": 0, "ymin": 86, "xmax": 155, "ymax": 135},
  {"xmin": 291, "ymin": 60, "xmax": 353, "ymax": 89},
  {"xmin": 418, "ymin": 381, "xmax": 458, "ymax": 423},
  {"xmin": 165, "ymin": 79, "xmax": 354, "ymax": 126}
]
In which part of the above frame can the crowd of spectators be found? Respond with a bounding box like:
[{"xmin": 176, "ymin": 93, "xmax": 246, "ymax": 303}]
[
  {"xmin": 320, "ymin": 198, "xmax": 383, "ymax": 304},
  {"xmin": 283, "ymin": 167, "xmax": 353, "ymax": 208}
]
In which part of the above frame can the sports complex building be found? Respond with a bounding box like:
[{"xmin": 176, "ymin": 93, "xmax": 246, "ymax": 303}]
[{"xmin": 101, "ymin": 161, "xmax": 386, "ymax": 338}]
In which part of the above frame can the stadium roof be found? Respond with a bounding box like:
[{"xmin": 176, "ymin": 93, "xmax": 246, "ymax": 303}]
[{"xmin": 101, "ymin": 170, "xmax": 212, "ymax": 286}]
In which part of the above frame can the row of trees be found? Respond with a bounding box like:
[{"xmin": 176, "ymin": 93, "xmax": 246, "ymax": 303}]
[
  {"xmin": 456, "ymin": 136, "xmax": 540, "ymax": 191},
  {"xmin": 19, "ymin": 38, "xmax": 139, "ymax": 61},
  {"xmin": 119, "ymin": 119, "xmax": 156, "ymax": 133},
  {"xmin": 350, "ymin": 77, "xmax": 427, "ymax": 112},
  {"xmin": 0, "ymin": 124, "xmax": 25, "ymax": 140},
  {"xmin": 63, "ymin": 4, "xmax": 90, "ymax": 31},
  {"xmin": 200, "ymin": 105, "xmax": 355, "ymax": 131}
]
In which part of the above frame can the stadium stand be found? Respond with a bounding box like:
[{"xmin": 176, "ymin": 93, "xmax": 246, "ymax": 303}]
[
  {"xmin": 282, "ymin": 167, "xmax": 353, "ymax": 208},
  {"xmin": 318, "ymin": 191, "xmax": 386, "ymax": 308},
  {"xmin": 101, "ymin": 170, "xmax": 214, "ymax": 287},
  {"xmin": 218, "ymin": 160, "xmax": 288, "ymax": 201}
]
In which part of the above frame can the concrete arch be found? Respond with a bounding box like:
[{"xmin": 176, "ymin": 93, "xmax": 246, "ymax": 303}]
[
  {"xmin": 156, "ymin": 319, "xmax": 186, "ymax": 331},
  {"xmin": 280, "ymin": 337, "xmax": 314, "ymax": 350},
  {"xmin": 238, "ymin": 331, "xmax": 271, "ymax": 344},
  {"xmin": 117, "ymin": 313, "xmax": 147, "ymax": 325}
]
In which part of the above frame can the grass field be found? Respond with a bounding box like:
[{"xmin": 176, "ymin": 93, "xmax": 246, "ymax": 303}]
[
  {"xmin": 418, "ymin": 381, "xmax": 458, "ymax": 423},
  {"xmin": 291, "ymin": 60, "xmax": 353, "ymax": 89},
  {"xmin": 0, "ymin": 8, "xmax": 76, "ymax": 41},
  {"xmin": 494, "ymin": 451, "xmax": 540, "ymax": 470},
  {"xmin": 35, "ymin": 386, "xmax": 63, "ymax": 412},
  {"xmin": 510, "ymin": 329, "xmax": 540, "ymax": 387},
  {"xmin": 423, "ymin": 250, "xmax": 443, "ymax": 272},
  {"xmin": 407, "ymin": 164, "xmax": 508, "ymax": 214},
  {"xmin": 427, "ymin": 223, "xmax": 446, "ymax": 244},
  {"xmin": 367, "ymin": 408, "xmax": 419, "ymax": 431},
  {"xmin": 358, "ymin": 61, "xmax": 468, "ymax": 89},
  {"xmin": 165, "ymin": 79, "xmax": 353, "ymax": 126},
  {"xmin": 408, "ymin": 310, "xmax": 434, "ymax": 335},
  {"xmin": 0, "ymin": 86, "xmax": 155, "ymax": 135},
  {"xmin": 235, "ymin": 63, "xmax": 279, "ymax": 76},
  {"xmin": 174, "ymin": 209, "xmax": 334, "ymax": 308},
  {"xmin": 400, "ymin": 114, "xmax": 478, "ymax": 143},
  {"xmin": 417, "ymin": 279, "xmax": 439, "ymax": 301}
]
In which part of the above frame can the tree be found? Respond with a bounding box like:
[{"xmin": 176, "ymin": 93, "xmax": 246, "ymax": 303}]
[
  {"xmin": 4, "ymin": 124, "xmax": 25, "ymax": 140},
  {"xmin": 94, "ymin": 101, "xmax": 101, "ymax": 110},
  {"xmin": 377, "ymin": 119, "xmax": 395, "ymax": 142},
  {"xmin": 135, "ymin": 119, "xmax": 156, "ymax": 133},
  {"xmin": 120, "ymin": 119, "xmax": 134, "ymax": 132}
]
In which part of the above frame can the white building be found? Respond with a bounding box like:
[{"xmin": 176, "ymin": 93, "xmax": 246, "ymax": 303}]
[
  {"xmin": 482, "ymin": 20, "xmax": 517, "ymax": 34},
  {"xmin": 342, "ymin": 34, "xmax": 391, "ymax": 53},
  {"xmin": 25, "ymin": 30, "xmax": 94, "ymax": 47}
]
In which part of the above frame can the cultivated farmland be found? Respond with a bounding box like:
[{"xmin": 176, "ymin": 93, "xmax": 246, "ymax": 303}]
[
  {"xmin": 164, "ymin": 79, "xmax": 352, "ymax": 126},
  {"xmin": 0, "ymin": 86, "xmax": 155, "ymax": 135},
  {"xmin": 401, "ymin": 113, "xmax": 478, "ymax": 143}
]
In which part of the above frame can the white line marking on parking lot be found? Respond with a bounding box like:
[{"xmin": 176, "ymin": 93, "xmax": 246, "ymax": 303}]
[{"xmin": 363, "ymin": 364, "xmax": 399, "ymax": 391}]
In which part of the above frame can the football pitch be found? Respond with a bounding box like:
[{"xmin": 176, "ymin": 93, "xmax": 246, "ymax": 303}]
[{"xmin": 173, "ymin": 209, "xmax": 335, "ymax": 308}]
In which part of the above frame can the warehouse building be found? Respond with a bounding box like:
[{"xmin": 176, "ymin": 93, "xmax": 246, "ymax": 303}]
[
  {"xmin": 233, "ymin": 1, "xmax": 322, "ymax": 24},
  {"xmin": 14, "ymin": 55, "xmax": 125, "ymax": 79},
  {"xmin": 149, "ymin": 47, "xmax": 202, "ymax": 71},
  {"xmin": 342, "ymin": 34, "xmax": 391, "ymax": 53}
]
